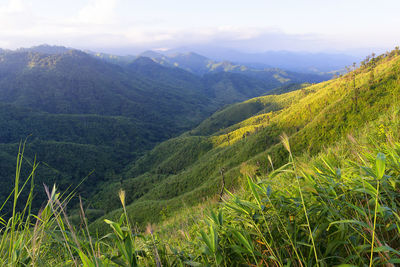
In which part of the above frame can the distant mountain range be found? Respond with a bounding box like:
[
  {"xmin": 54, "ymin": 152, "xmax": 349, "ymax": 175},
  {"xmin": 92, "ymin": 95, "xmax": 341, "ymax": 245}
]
[
  {"xmin": 133, "ymin": 50, "xmax": 332, "ymax": 82},
  {"xmin": 163, "ymin": 46, "xmax": 361, "ymax": 73},
  {"xmin": 0, "ymin": 45, "xmax": 329, "ymax": 212},
  {"xmin": 88, "ymin": 48, "xmax": 400, "ymax": 233},
  {"xmin": 18, "ymin": 44, "xmax": 356, "ymax": 74},
  {"xmin": 93, "ymin": 49, "xmax": 354, "ymax": 76}
]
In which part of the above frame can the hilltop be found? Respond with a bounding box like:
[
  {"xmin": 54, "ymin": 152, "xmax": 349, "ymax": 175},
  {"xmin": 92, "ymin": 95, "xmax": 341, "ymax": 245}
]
[
  {"xmin": 2, "ymin": 48, "xmax": 400, "ymax": 265},
  {"xmin": 159, "ymin": 47, "xmax": 359, "ymax": 73},
  {"xmin": 133, "ymin": 50, "xmax": 333, "ymax": 81},
  {"xmin": 0, "ymin": 46, "xmax": 326, "ymax": 212},
  {"xmin": 90, "ymin": 48, "xmax": 400, "ymax": 230}
]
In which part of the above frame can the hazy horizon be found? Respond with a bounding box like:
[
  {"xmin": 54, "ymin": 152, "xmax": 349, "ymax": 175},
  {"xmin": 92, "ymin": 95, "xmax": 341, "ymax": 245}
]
[{"xmin": 0, "ymin": 0, "xmax": 398, "ymax": 57}]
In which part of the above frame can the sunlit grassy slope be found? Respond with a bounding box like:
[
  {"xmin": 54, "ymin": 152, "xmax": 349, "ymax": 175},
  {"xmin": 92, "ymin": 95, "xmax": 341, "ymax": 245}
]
[
  {"xmin": 151, "ymin": 103, "xmax": 400, "ymax": 266},
  {"xmin": 3, "ymin": 49, "xmax": 400, "ymax": 266},
  {"xmin": 7, "ymin": 97, "xmax": 400, "ymax": 266},
  {"xmin": 90, "ymin": 50, "xmax": 400, "ymax": 233},
  {"xmin": 0, "ymin": 48, "xmax": 328, "ymax": 215}
]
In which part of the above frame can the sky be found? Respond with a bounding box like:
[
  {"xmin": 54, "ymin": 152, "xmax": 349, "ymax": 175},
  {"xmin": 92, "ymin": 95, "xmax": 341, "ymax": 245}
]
[{"xmin": 0, "ymin": 0, "xmax": 399, "ymax": 55}]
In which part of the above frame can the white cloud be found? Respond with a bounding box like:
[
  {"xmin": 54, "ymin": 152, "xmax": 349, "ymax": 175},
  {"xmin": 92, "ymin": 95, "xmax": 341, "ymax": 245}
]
[
  {"xmin": 0, "ymin": 0, "xmax": 395, "ymax": 54},
  {"xmin": 0, "ymin": 0, "xmax": 36, "ymax": 38},
  {"xmin": 0, "ymin": 0, "xmax": 25, "ymax": 13},
  {"xmin": 75, "ymin": 0, "xmax": 118, "ymax": 25}
]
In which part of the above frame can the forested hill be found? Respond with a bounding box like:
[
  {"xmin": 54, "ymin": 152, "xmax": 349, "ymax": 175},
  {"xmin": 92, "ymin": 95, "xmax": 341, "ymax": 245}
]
[
  {"xmin": 136, "ymin": 50, "xmax": 335, "ymax": 80},
  {"xmin": 89, "ymin": 48, "xmax": 400, "ymax": 233},
  {"xmin": 3, "ymin": 46, "xmax": 400, "ymax": 265},
  {"xmin": 0, "ymin": 46, "xmax": 327, "ymax": 212}
]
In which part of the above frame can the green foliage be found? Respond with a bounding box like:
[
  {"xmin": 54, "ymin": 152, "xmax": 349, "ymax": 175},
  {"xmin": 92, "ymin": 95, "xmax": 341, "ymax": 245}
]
[
  {"xmin": 4, "ymin": 117, "xmax": 400, "ymax": 265},
  {"xmin": 137, "ymin": 50, "xmax": 332, "ymax": 83},
  {"xmin": 0, "ymin": 48, "xmax": 323, "ymax": 216},
  {"xmin": 93, "ymin": 50, "xmax": 400, "ymax": 226},
  {"xmin": 184, "ymin": 145, "xmax": 400, "ymax": 265},
  {"xmin": 148, "ymin": 115, "xmax": 400, "ymax": 265},
  {"xmin": 3, "ymin": 48, "xmax": 400, "ymax": 266}
]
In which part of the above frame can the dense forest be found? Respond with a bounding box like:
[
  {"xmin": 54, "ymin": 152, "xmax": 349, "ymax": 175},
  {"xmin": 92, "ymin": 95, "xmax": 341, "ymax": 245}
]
[
  {"xmin": 83, "ymin": 48, "xmax": 400, "ymax": 227},
  {"xmin": 1, "ymin": 47, "xmax": 400, "ymax": 266},
  {"xmin": 0, "ymin": 46, "xmax": 328, "ymax": 214}
]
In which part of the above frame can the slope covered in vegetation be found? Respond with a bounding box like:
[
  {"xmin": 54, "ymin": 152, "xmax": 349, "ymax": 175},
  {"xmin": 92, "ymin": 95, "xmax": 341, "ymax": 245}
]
[
  {"xmin": 90, "ymin": 49, "xmax": 400, "ymax": 233},
  {"xmin": 3, "ymin": 48, "xmax": 400, "ymax": 265},
  {"xmin": 151, "ymin": 111, "xmax": 400, "ymax": 266},
  {"xmin": 135, "ymin": 50, "xmax": 332, "ymax": 82},
  {"xmin": 0, "ymin": 46, "xmax": 326, "ymax": 213}
]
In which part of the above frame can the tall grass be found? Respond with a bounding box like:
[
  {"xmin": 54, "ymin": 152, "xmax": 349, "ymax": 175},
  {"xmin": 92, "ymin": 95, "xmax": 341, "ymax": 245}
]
[
  {"xmin": 0, "ymin": 142, "xmax": 148, "ymax": 266},
  {"xmin": 151, "ymin": 134, "xmax": 400, "ymax": 266},
  {"xmin": 3, "ymin": 118, "xmax": 400, "ymax": 265},
  {"xmin": 0, "ymin": 141, "xmax": 50, "ymax": 265}
]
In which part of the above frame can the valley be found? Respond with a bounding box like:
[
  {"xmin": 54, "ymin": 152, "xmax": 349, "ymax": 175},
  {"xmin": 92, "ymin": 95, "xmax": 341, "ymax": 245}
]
[
  {"xmin": 0, "ymin": 46, "xmax": 328, "ymax": 213},
  {"xmin": 1, "ymin": 0, "xmax": 400, "ymax": 265},
  {"xmin": 2, "ymin": 45, "xmax": 400, "ymax": 266},
  {"xmin": 91, "ymin": 48, "xmax": 400, "ymax": 231}
]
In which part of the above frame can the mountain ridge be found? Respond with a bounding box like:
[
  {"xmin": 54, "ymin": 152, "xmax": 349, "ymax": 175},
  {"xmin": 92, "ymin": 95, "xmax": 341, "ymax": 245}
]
[
  {"xmin": 0, "ymin": 45, "xmax": 328, "ymax": 213},
  {"xmin": 88, "ymin": 49, "xmax": 400, "ymax": 232}
]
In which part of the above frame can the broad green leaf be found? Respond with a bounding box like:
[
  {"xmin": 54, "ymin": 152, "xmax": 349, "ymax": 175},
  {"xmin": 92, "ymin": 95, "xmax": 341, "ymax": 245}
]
[
  {"xmin": 388, "ymin": 258, "xmax": 400, "ymax": 264},
  {"xmin": 247, "ymin": 176, "xmax": 261, "ymax": 205},
  {"xmin": 104, "ymin": 219, "xmax": 124, "ymax": 239},
  {"xmin": 328, "ymin": 219, "xmax": 370, "ymax": 231},
  {"xmin": 374, "ymin": 245, "xmax": 400, "ymax": 256},
  {"xmin": 78, "ymin": 251, "xmax": 95, "ymax": 267},
  {"xmin": 376, "ymin": 153, "xmax": 386, "ymax": 180},
  {"xmin": 231, "ymin": 230, "xmax": 253, "ymax": 253},
  {"xmin": 184, "ymin": 260, "xmax": 203, "ymax": 266},
  {"xmin": 199, "ymin": 230, "xmax": 213, "ymax": 253}
]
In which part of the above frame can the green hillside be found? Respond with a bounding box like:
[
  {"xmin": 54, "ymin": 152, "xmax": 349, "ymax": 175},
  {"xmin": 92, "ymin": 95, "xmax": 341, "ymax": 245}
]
[
  {"xmin": 0, "ymin": 49, "xmax": 212, "ymax": 212},
  {"xmin": 90, "ymin": 49, "xmax": 400, "ymax": 232},
  {"xmin": 0, "ymin": 47, "xmax": 325, "ymax": 214},
  {"xmin": 136, "ymin": 50, "xmax": 331, "ymax": 82},
  {"xmin": 2, "ymin": 49, "xmax": 400, "ymax": 266}
]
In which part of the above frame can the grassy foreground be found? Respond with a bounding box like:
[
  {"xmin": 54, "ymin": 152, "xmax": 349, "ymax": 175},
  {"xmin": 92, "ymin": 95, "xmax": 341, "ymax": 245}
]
[
  {"xmin": 2, "ymin": 49, "xmax": 400, "ymax": 266},
  {"xmin": 89, "ymin": 48, "xmax": 400, "ymax": 230},
  {"xmin": 3, "ymin": 118, "xmax": 400, "ymax": 266}
]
